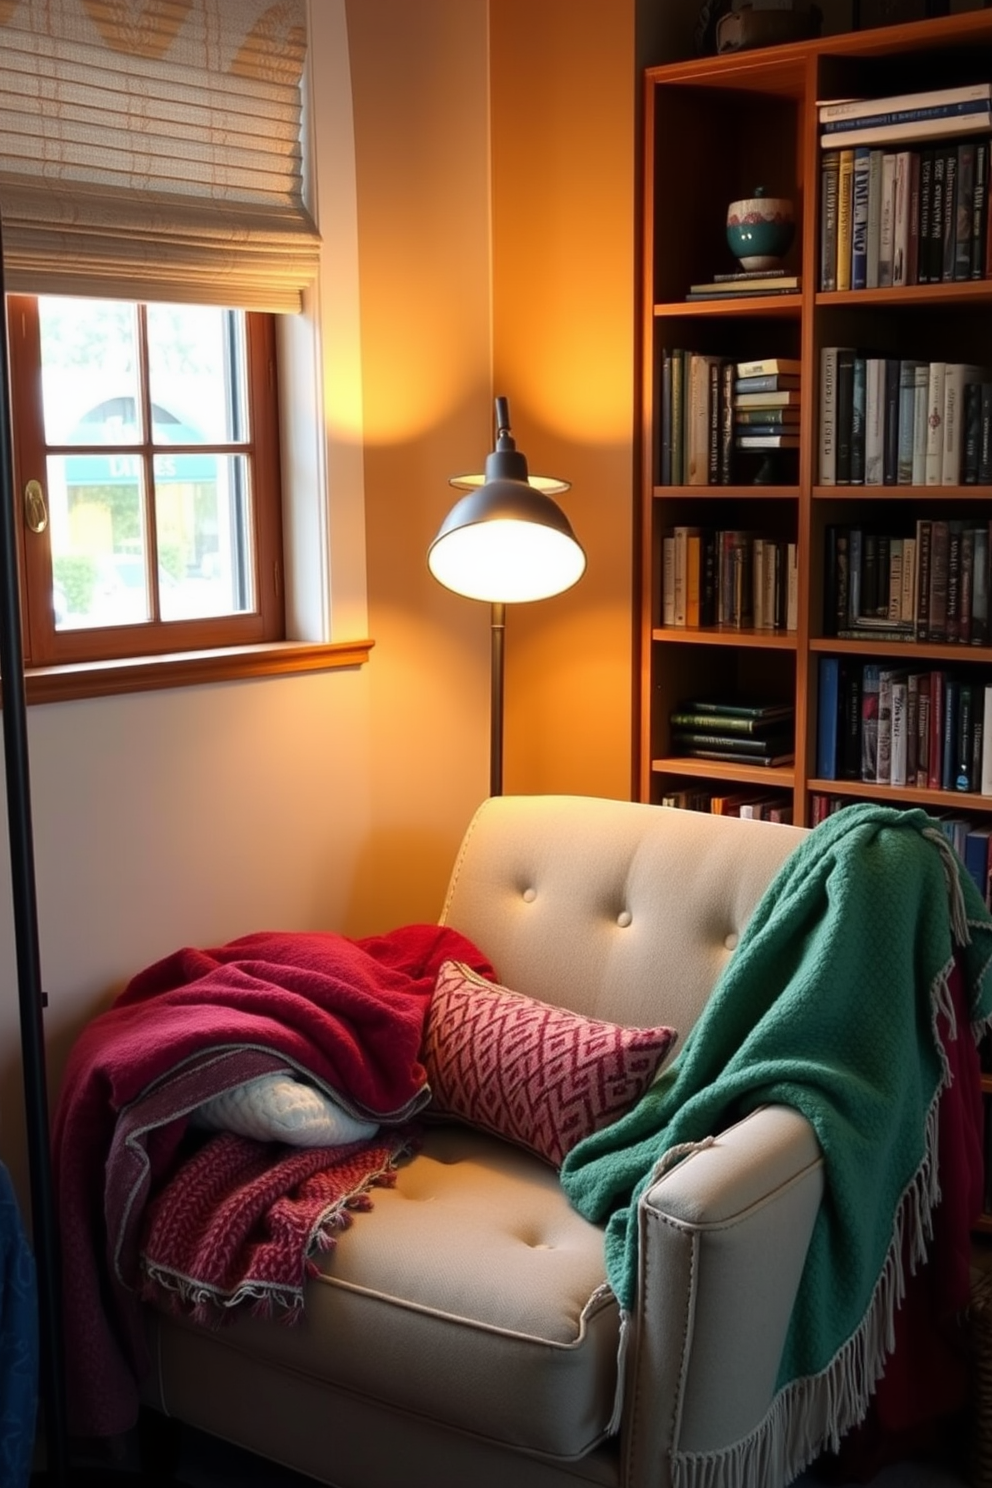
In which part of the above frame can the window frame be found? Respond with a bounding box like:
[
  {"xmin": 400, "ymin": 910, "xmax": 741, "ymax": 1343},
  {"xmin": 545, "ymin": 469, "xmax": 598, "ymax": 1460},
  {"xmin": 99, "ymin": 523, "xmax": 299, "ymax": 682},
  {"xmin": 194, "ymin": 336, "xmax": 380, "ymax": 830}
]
[{"xmin": 7, "ymin": 294, "xmax": 287, "ymax": 670}]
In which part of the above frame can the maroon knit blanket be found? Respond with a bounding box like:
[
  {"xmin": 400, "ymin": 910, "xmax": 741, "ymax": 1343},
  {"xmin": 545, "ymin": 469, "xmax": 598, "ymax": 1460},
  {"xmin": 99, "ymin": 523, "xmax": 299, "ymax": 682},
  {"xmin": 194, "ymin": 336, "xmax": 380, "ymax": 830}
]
[
  {"xmin": 51, "ymin": 923, "xmax": 495, "ymax": 1440},
  {"xmin": 138, "ymin": 1128, "xmax": 420, "ymax": 1324}
]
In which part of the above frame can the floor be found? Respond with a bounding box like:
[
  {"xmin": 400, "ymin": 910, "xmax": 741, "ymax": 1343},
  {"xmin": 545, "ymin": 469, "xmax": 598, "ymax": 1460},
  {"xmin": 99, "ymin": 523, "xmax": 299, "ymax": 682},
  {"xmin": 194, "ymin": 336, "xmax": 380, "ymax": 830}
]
[{"xmin": 167, "ymin": 1424, "xmax": 973, "ymax": 1488}]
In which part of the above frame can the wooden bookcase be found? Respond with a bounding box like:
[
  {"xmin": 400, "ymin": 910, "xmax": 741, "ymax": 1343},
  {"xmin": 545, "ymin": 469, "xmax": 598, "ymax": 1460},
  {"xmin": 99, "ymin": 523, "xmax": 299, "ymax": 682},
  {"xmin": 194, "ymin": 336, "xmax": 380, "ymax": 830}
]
[{"xmin": 637, "ymin": 11, "xmax": 992, "ymax": 1233}]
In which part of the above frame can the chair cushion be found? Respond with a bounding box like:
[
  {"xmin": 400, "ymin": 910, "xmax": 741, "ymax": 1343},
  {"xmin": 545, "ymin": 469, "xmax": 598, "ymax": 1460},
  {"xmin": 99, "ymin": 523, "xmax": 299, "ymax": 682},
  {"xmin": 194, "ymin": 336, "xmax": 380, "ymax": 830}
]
[
  {"xmin": 154, "ymin": 1126, "xmax": 621, "ymax": 1458},
  {"xmin": 423, "ymin": 960, "xmax": 676, "ymax": 1167}
]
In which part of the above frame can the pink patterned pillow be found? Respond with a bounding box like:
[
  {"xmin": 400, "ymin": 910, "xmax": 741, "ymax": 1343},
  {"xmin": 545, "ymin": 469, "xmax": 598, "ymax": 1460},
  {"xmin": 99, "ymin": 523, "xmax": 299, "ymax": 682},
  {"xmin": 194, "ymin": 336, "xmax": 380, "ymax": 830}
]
[{"xmin": 423, "ymin": 960, "xmax": 678, "ymax": 1168}]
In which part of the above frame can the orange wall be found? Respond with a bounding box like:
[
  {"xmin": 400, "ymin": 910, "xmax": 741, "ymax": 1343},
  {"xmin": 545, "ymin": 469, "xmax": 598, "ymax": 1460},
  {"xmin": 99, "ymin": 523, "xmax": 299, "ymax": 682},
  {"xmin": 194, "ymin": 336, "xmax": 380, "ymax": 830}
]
[
  {"xmin": 489, "ymin": 0, "xmax": 638, "ymax": 799},
  {"xmin": 345, "ymin": 0, "xmax": 642, "ymax": 937}
]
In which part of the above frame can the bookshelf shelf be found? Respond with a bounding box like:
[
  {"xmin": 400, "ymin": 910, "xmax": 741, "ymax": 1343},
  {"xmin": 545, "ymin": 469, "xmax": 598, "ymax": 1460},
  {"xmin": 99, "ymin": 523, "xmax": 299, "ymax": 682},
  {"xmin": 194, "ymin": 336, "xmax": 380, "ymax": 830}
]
[
  {"xmin": 652, "ymin": 757, "xmax": 795, "ymax": 787},
  {"xmin": 652, "ymin": 626, "xmax": 798, "ymax": 650}
]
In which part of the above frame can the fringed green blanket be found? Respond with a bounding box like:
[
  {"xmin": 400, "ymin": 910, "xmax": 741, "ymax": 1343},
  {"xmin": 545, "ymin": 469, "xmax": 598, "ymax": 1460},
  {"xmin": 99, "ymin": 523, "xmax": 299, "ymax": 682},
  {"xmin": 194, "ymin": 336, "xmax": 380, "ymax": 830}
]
[{"xmin": 560, "ymin": 803, "xmax": 992, "ymax": 1485}]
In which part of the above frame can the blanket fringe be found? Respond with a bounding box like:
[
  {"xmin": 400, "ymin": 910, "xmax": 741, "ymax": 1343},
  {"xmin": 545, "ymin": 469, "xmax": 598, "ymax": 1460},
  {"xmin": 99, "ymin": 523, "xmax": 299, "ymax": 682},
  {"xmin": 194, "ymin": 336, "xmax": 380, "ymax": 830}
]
[{"xmin": 669, "ymin": 951, "xmax": 954, "ymax": 1488}]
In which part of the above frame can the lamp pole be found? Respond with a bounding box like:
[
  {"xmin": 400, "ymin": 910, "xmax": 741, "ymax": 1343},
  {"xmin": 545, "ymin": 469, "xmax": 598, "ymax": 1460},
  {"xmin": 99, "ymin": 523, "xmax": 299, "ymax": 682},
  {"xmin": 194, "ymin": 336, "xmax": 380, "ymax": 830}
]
[{"xmin": 489, "ymin": 602, "xmax": 505, "ymax": 798}]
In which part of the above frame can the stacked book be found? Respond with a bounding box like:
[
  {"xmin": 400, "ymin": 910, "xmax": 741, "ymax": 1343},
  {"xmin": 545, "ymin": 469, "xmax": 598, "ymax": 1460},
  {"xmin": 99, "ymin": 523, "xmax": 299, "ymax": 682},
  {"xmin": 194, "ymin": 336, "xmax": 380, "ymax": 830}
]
[
  {"xmin": 669, "ymin": 698, "xmax": 796, "ymax": 769},
  {"xmin": 818, "ymin": 84, "xmax": 992, "ymax": 292},
  {"xmin": 686, "ymin": 268, "xmax": 801, "ymax": 302},
  {"xmin": 733, "ymin": 356, "xmax": 801, "ymax": 454}
]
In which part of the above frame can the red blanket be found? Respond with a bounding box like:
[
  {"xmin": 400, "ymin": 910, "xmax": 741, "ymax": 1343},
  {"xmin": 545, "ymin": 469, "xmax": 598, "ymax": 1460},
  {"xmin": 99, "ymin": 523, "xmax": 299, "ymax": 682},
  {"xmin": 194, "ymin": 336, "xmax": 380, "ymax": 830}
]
[
  {"xmin": 52, "ymin": 923, "xmax": 494, "ymax": 1440},
  {"xmin": 138, "ymin": 1128, "xmax": 420, "ymax": 1323}
]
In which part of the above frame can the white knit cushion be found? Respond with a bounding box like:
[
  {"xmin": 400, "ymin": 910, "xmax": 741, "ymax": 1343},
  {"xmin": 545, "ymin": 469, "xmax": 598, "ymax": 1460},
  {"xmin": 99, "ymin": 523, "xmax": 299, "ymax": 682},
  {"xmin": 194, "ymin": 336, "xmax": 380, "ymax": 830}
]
[{"xmin": 190, "ymin": 1073, "xmax": 380, "ymax": 1147}]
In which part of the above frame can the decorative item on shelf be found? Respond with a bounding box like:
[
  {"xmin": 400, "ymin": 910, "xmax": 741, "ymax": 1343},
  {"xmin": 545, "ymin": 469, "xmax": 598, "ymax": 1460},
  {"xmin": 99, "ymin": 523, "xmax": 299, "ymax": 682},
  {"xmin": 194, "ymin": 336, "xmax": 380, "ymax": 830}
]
[
  {"xmin": 714, "ymin": 0, "xmax": 821, "ymax": 54},
  {"xmin": 427, "ymin": 397, "xmax": 586, "ymax": 798},
  {"xmin": 727, "ymin": 187, "xmax": 795, "ymax": 271}
]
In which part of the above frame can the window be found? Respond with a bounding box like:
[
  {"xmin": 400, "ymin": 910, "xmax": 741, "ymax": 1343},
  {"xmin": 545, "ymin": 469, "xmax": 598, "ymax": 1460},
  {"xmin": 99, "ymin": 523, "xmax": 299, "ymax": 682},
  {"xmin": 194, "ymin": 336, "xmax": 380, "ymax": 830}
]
[{"xmin": 8, "ymin": 294, "xmax": 284, "ymax": 668}]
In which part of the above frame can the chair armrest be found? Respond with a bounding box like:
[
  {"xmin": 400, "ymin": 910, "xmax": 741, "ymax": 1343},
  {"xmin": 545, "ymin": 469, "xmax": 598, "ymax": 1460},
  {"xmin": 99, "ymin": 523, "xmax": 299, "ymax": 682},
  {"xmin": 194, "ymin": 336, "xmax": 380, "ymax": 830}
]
[{"xmin": 620, "ymin": 1104, "xmax": 824, "ymax": 1488}]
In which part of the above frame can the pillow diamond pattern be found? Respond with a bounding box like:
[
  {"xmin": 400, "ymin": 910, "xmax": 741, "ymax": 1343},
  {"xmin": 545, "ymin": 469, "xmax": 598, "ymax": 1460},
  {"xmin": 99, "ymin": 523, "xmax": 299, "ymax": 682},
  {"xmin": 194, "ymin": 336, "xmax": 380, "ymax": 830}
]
[{"xmin": 424, "ymin": 960, "xmax": 677, "ymax": 1168}]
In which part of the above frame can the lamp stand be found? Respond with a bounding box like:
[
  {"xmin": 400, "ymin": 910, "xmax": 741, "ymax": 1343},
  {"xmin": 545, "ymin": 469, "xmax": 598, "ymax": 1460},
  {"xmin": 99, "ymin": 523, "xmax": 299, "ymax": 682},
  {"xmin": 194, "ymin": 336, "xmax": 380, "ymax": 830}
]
[{"xmin": 489, "ymin": 602, "xmax": 505, "ymax": 798}]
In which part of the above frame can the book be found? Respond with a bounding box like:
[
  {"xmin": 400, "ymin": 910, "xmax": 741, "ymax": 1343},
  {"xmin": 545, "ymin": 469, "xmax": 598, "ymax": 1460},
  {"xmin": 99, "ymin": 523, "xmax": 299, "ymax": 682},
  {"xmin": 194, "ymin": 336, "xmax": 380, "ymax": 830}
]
[
  {"xmin": 911, "ymin": 360, "xmax": 930, "ymax": 486},
  {"xmin": 670, "ymin": 348, "xmax": 685, "ymax": 484},
  {"xmin": 735, "ymin": 433, "xmax": 800, "ymax": 450},
  {"xmin": 929, "ymin": 152, "xmax": 946, "ymax": 285},
  {"xmin": 677, "ymin": 699, "xmax": 795, "ymax": 722},
  {"xmin": 662, "ymin": 534, "xmax": 675, "ymax": 625},
  {"xmin": 883, "ymin": 356, "xmax": 900, "ymax": 485},
  {"xmin": 669, "ymin": 709, "xmax": 792, "ymax": 736},
  {"xmin": 837, "ymin": 148, "xmax": 855, "ymax": 292},
  {"xmin": 818, "ymin": 83, "xmax": 992, "ymax": 126},
  {"xmin": 982, "ymin": 684, "xmax": 992, "ymax": 794},
  {"xmin": 734, "ymin": 407, "xmax": 800, "ymax": 425},
  {"xmin": 671, "ymin": 748, "xmax": 795, "ymax": 769},
  {"xmin": 732, "ymin": 390, "xmax": 802, "ymax": 409},
  {"xmin": 733, "ymin": 373, "xmax": 801, "ymax": 393},
  {"xmin": 918, "ymin": 148, "xmax": 935, "ymax": 282},
  {"xmin": 973, "ymin": 140, "xmax": 989, "ymax": 280},
  {"xmin": 954, "ymin": 138, "xmax": 976, "ymax": 281},
  {"xmin": 849, "ymin": 353, "xmax": 866, "ymax": 485},
  {"xmin": 687, "ymin": 275, "xmax": 801, "ymax": 295},
  {"xmin": 928, "ymin": 518, "xmax": 950, "ymax": 641},
  {"xmin": 851, "ymin": 147, "xmax": 871, "ymax": 290},
  {"xmin": 861, "ymin": 663, "xmax": 880, "ymax": 783},
  {"xmin": 835, "ymin": 348, "xmax": 855, "ymax": 484},
  {"xmin": 942, "ymin": 362, "xmax": 986, "ymax": 485},
  {"xmin": 821, "ymin": 149, "xmax": 840, "ymax": 292},
  {"xmin": 891, "ymin": 149, "xmax": 912, "ymax": 286},
  {"xmin": 686, "ymin": 353, "xmax": 720, "ymax": 485},
  {"xmin": 670, "ymin": 731, "xmax": 794, "ymax": 758},
  {"xmin": 817, "ymin": 657, "xmax": 841, "ymax": 779},
  {"xmin": 660, "ymin": 349, "xmax": 674, "ymax": 484},
  {"xmin": 941, "ymin": 145, "xmax": 958, "ymax": 283},
  {"xmin": 924, "ymin": 361, "xmax": 946, "ymax": 485},
  {"xmin": 736, "ymin": 357, "xmax": 801, "ymax": 378},
  {"xmin": 818, "ymin": 112, "xmax": 992, "ymax": 150},
  {"xmin": 890, "ymin": 673, "xmax": 909, "ymax": 787},
  {"xmin": 866, "ymin": 148, "xmax": 884, "ymax": 288},
  {"xmin": 906, "ymin": 150, "xmax": 922, "ymax": 286},
  {"xmin": 877, "ymin": 150, "xmax": 896, "ymax": 287},
  {"xmin": 819, "ymin": 346, "xmax": 839, "ymax": 484}
]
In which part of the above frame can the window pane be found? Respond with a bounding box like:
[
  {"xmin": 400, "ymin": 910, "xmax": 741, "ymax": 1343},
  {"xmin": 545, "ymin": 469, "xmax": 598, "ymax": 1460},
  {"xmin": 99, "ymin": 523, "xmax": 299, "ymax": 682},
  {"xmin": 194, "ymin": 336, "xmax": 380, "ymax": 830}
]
[
  {"xmin": 146, "ymin": 305, "xmax": 248, "ymax": 444},
  {"xmin": 155, "ymin": 453, "xmax": 253, "ymax": 619},
  {"xmin": 38, "ymin": 299, "xmax": 141, "ymax": 446},
  {"xmin": 48, "ymin": 454, "xmax": 148, "ymax": 629}
]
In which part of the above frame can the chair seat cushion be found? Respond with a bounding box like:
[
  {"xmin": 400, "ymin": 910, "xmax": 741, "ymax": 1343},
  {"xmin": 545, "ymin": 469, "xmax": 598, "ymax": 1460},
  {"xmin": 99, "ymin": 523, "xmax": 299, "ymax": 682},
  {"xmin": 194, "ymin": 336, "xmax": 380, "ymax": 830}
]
[{"xmin": 153, "ymin": 1124, "xmax": 620, "ymax": 1459}]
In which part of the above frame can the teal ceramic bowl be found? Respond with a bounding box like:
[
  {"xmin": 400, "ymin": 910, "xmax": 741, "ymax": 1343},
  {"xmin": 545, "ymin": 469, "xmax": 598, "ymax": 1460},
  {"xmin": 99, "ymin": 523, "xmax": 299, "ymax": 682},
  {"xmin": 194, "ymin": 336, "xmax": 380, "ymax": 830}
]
[{"xmin": 726, "ymin": 191, "xmax": 795, "ymax": 270}]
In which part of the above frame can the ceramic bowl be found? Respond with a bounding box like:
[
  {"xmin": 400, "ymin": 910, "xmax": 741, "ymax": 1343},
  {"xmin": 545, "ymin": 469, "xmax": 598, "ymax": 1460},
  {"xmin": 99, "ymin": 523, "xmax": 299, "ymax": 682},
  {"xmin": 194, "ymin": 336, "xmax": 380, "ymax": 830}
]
[{"xmin": 726, "ymin": 190, "xmax": 795, "ymax": 270}]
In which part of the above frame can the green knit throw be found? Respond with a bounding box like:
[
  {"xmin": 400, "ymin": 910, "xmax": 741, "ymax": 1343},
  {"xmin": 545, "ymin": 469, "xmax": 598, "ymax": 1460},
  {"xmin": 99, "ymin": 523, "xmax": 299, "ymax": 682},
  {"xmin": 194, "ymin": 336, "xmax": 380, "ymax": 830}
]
[{"xmin": 560, "ymin": 803, "xmax": 992, "ymax": 1442}]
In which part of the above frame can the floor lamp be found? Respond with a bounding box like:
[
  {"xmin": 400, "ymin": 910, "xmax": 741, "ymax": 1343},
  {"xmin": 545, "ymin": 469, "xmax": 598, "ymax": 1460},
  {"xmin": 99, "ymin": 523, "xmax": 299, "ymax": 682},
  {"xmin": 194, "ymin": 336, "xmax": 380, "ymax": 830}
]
[{"xmin": 427, "ymin": 397, "xmax": 586, "ymax": 796}]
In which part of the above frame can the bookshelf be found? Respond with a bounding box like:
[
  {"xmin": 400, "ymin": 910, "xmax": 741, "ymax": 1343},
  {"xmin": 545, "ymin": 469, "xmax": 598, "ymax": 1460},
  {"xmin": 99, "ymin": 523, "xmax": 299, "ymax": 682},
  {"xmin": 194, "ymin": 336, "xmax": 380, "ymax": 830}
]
[{"xmin": 638, "ymin": 11, "xmax": 992, "ymax": 1236}]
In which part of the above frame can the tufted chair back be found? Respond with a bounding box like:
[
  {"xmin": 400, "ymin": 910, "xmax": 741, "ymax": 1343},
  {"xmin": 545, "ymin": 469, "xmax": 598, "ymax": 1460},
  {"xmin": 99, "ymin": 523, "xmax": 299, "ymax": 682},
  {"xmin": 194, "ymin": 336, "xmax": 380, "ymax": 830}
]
[{"xmin": 440, "ymin": 794, "xmax": 808, "ymax": 1049}]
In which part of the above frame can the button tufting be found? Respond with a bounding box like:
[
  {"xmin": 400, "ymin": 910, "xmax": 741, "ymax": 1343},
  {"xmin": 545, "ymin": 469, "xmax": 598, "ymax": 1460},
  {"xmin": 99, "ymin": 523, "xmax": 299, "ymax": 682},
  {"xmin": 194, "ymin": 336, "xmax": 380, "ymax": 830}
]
[
  {"xmin": 522, "ymin": 887, "xmax": 537, "ymax": 903},
  {"xmin": 724, "ymin": 931, "xmax": 738, "ymax": 951},
  {"xmin": 616, "ymin": 910, "xmax": 632, "ymax": 928}
]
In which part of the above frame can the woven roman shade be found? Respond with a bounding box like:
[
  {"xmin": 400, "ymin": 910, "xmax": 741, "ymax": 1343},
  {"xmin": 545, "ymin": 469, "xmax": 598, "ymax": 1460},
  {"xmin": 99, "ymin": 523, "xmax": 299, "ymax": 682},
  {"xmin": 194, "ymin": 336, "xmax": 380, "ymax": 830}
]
[{"xmin": 0, "ymin": 0, "xmax": 320, "ymax": 312}]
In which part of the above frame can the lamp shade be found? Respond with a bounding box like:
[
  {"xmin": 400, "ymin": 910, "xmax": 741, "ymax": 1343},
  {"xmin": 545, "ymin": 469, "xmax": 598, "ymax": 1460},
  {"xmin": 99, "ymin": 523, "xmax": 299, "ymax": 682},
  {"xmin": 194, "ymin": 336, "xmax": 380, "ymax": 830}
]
[{"xmin": 428, "ymin": 398, "xmax": 586, "ymax": 604}]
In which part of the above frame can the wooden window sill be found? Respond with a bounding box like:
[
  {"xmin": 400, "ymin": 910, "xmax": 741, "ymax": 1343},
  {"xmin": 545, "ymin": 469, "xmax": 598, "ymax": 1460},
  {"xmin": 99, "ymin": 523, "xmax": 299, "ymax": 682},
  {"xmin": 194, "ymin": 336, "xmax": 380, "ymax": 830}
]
[{"xmin": 21, "ymin": 639, "xmax": 374, "ymax": 705}]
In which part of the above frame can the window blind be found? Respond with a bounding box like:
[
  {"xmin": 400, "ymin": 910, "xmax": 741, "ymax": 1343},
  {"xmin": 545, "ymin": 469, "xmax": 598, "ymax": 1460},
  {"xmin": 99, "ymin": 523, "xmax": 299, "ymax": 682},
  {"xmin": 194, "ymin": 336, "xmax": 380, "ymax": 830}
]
[{"xmin": 0, "ymin": 0, "xmax": 320, "ymax": 312}]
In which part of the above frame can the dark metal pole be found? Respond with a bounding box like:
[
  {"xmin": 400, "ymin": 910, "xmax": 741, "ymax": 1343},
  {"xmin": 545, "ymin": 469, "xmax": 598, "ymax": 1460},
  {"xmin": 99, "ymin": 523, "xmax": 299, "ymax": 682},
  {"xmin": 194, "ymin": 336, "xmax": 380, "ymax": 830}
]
[
  {"xmin": 490, "ymin": 601, "xmax": 505, "ymax": 797},
  {"xmin": 0, "ymin": 226, "xmax": 70, "ymax": 1484}
]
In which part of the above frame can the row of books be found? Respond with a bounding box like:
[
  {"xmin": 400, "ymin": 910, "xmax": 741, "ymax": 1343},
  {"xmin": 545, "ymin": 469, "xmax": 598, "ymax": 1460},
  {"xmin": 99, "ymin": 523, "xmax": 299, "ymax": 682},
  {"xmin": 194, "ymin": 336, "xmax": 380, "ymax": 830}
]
[
  {"xmin": 823, "ymin": 519, "xmax": 992, "ymax": 647},
  {"xmin": 669, "ymin": 698, "xmax": 795, "ymax": 769},
  {"xmin": 662, "ymin": 526, "xmax": 798, "ymax": 632},
  {"xmin": 819, "ymin": 136, "xmax": 990, "ymax": 293},
  {"xmin": 819, "ymin": 349, "xmax": 992, "ymax": 487},
  {"xmin": 816, "ymin": 659, "xmax": 992, "ymax": 796},
  {"xmin": 659, "ymin": 785, "xmax": 794, "ymax": 821},
  {"xmin": 659, "ymin": 351, "xmax": 801, "ymax": 485}
]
